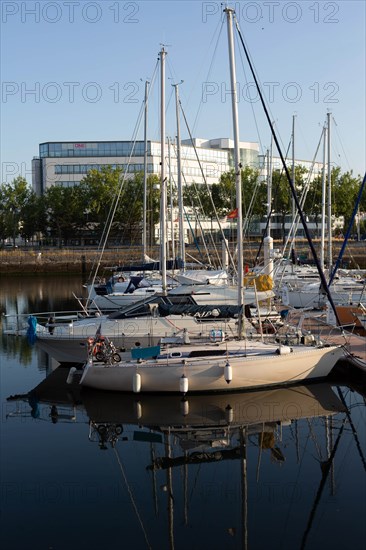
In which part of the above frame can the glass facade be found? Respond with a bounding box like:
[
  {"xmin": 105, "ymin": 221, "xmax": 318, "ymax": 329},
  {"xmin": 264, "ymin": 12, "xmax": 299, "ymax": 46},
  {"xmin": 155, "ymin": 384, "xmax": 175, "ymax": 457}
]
[
  {"xmin": 53, "ymin": 163, "xmax": 222, "ymax": 178},
  {"xmin": 40, "ymin": 141, "xmax": 148, "ymax": 158},
  {"xmin": 54, "ymin": 163, "xmax": 155, "ymax": 174},
  {"xmin": 150, "ymin": 141, "xmax": 228, "ymax": 163},
  {"xmin": 227, "ymin": 148, "xmax": 261, "ymax": 169}
]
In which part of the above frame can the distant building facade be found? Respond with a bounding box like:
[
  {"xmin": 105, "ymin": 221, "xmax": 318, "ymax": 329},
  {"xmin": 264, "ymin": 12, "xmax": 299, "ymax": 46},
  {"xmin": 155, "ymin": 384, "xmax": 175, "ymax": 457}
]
[{"xmin": 32, "ymin": 138, "xmax": 260, "ymax": 195}]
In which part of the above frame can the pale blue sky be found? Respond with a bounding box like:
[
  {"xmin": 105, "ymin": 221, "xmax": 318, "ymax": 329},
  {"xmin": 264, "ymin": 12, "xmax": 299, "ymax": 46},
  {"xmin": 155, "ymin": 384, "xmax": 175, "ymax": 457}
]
[{"xmin": 1, "ymin": 1, "xmax": 365, "ymax": 184}]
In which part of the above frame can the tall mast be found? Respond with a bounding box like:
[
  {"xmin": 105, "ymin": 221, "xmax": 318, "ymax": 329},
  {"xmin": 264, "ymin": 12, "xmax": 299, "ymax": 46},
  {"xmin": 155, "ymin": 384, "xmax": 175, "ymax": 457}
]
[
  {"xmin": 224, "ymin": 7, "xmax": 244, "ymax": 319},
  {"xmin": 173, "ymin": 82, "xmax": 185, "ymax": 269},
  {"xmin": 160, "ymin": 47, "xmax": 167, "ymax": 293},
  {"xmin": 264, "ymin": 134, "xmax": 274, "ymax": 279},
  {"xmin": 320, "ymin": 123, "xmax": 327, "ymax": 271},
  {"xmin": 168, "ymin": 137, "xmax": 176, "ymax": 261},
  {"xmin": 267, "ymin": 133, "xmax": 273, "ymax": 238},
  {"xmin": 327, "ymin": 112, "xmax": 332, "ymax": 272},
  {"xmin": 291, "ymin": 114, "xmax": 296, "ymax": 260},
  {"xmin": 142, "ymin": 80, "xmax": 149, "ymax": 263}
]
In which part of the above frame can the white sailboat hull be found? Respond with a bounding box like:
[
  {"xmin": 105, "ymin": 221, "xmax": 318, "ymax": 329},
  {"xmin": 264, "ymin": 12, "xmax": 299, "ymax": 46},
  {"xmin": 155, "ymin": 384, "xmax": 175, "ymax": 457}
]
[
  {"xmin": 281, "ymin": 284, "xmax": 366, "ymax": 309},
  {"xmin": 17, "ymin": 314, "xmax": 241, "ymax": 362},
  {"xmin": 79, "ymin": 343, "xmax": 344, "ymax": 393}
]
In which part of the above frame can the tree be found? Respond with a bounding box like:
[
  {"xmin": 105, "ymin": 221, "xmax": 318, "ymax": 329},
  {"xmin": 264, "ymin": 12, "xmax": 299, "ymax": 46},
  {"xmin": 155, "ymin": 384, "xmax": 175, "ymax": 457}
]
[
  {"xmin": 44, "ymin": 185, "xmax": 85, "ymax": 246},
  {"xmin": 78, "ymin": 166, "xmax": 123, "ymax": 238},
  {"xmin": 331, "ymin": 168, "xmax": 362, "ymax": 230},
  {"xmin": 183, "ymin": 166, "xmax": 265, "ymax": 220},
  {"xmin": 272, "ymin": 165, "xmax": 308, "ymax": 241},
  {"xmin": 79, "ymin": 168, "xmax": 161, "ymax": 245},
  {"xmin": 0, "ymin": 177, "xmax": 33, "ymax": 244},
  {"xmin": 20, "ymin": 191, "xmax": 45, "ymax": 244}
]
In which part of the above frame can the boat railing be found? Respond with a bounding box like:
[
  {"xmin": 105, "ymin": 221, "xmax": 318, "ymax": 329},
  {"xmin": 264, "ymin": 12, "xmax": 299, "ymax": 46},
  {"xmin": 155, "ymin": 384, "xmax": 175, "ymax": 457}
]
[{"xmin": 3, "ymin": 309, "xmax": 93, "ymax": 333}]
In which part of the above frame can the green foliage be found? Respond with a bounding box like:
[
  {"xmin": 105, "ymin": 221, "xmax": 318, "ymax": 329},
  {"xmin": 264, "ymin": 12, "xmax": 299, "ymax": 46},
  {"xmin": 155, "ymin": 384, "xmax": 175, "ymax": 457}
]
[
  {"xmin": 271, "ymin": 165, "xmax": 308, "ymax": 240},
  {"xmin": 303, "ymin": 168, "xmax": 363, "ymax": 231},
  {"xmin": 0, "ymin": 177, "xmax": 33, "ymax": 243},
  {"xmin": 79, "ymin": 167, "xmax": 161, "ymax": 244},
  {"xmin": 183, "ymin": 166, "xmax": 265, "ymax": 220},
  {"xmin": 20, "ymin": 192, "xmax": 45, "ymax": 242},
  {"xmin": 331, "ymin": 168, "xmax": 362, "ymax": 227},
  {"xmin": 0, "ymin": 166, "xmax": 363, "ymax": 245},
  {"xmin": 44, "ymin": 185, "xmax": 86, "ymax": 246}
]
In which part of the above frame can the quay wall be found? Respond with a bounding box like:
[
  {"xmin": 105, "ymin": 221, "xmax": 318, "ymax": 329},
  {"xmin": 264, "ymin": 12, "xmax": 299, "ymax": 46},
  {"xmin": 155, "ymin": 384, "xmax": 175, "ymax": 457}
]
[{"xmin": 0, "ymin": 241, "xmax": 365, "ymax": 275}]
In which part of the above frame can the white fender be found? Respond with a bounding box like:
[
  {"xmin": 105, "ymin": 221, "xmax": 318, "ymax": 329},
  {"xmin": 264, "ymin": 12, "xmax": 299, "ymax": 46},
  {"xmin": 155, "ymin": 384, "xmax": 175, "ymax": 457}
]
[
  {"xmin": 66, "ymin": 367, "xmax": 76, "ymax": 385},
  {"xmin": 180, "ymin": 374, "xmax": 189, "ymax": 395},
  {"xmin": 134, "ymin": 401, "xmax": 142, "ymax": 420},
  {"xmin": 180, "ymin": 398, "xmax": 189, "ymax": 417},
  {"xmin": 225, "ymin": 405, "xmax": 234, "ymax": 423},
  {"xmin": 133, "ymin": 372, "xmax": 141, "ymax": 393},
  {"xmin": 276, "ymin": 345, "xmax": 292, "ymax": 355},
  {"xmin": 224, "ymin": 362, "xmax": 232, "ymax": 384}
]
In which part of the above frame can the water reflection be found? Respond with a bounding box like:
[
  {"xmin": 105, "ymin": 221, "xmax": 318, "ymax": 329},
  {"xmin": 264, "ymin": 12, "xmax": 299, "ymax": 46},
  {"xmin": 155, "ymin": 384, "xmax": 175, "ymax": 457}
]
[
  {"xmin": 2, "ymin": 276, "xmax": 366, "ymax": 549},
  {"xmin": 0, "ymin": 274, "xmax": 84, "ymax": 325},
  {"xmin": 1, "ymin": 274, "xmax": 83, "ymax": 365},
  {"xmin": 6, "ymin": 362, "xmax": 366, "ymax": 550}
]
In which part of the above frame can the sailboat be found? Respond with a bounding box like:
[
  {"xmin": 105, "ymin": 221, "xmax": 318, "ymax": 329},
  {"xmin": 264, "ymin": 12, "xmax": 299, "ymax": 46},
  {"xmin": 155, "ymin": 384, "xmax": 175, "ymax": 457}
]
[
  {"xmin": 79, "ymin": 10, "xmax": 345, "ymax": 393},
  {"xmin": 279, "ymin": 117, "xmax": 366, "ymax": 312}
]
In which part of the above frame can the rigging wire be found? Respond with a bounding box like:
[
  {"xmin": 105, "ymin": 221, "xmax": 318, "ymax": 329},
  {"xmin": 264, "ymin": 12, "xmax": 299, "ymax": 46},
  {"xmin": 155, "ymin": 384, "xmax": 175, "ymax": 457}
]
[
  {"xmin": 234, "ymin": 28, "xmax": 265, "ymax": 156},
  {"xmin": 336, "ymin": 387, "xmax": 366, "ymax": 472},
  {"xmin": 234, "ymin": 25, "xmax": 287, "ymax": 156},
  {"xmin": 180, "ymin": 99, "xmax": 238, "ymax": 275},
  {"xmin": 168, "ymin": 140, "xmax": 214, "ymax": 266},
  {"xmin": 332, "ymin": 115, "xmax": 352, "ymax": 172},
  {"xmin": 86, "ymin": 60, "xmax": 159, "ymax": 302},
  {"xmin": 190, "ymin": 17, "xmax": 225, "ymax": 136},
  {"xmin": 300, "ymin": 414, "xmax": 348, "ymax": 550},
  {"xmin": 113, "ymin": 446, "xmax": 152, "ymax": 550},
  {"xmin": 254, "ymin": 139, "xmax": 291, "ymax": 266},
  {"xmin": 233, "ymin": 12, "xmax": 343, "ymax": 328},
  {"xmin": 284, "ymin": 127, "xmax": 325, "ymax": 257}
]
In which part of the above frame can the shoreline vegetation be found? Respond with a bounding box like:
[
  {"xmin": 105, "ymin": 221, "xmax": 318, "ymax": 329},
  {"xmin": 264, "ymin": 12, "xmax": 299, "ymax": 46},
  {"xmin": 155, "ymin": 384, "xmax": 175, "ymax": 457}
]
[{"xmin": 0, "ymin": 241, "xmax": 365, "ymax": 275}]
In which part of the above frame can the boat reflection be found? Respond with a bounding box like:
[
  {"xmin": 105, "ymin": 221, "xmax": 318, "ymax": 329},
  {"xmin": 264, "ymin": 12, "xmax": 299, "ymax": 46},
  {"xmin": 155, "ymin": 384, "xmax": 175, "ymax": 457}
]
[
  {"xmin": 7, "ymin": 372, "xmax": 357, "ymax": 550},
  {"xmin": 81, "ymin": 383, "xmax": 348, "ymax": 550},
  {"xmin": 82, "ymin": 383, "xmax": 345, "ymax": 447}
]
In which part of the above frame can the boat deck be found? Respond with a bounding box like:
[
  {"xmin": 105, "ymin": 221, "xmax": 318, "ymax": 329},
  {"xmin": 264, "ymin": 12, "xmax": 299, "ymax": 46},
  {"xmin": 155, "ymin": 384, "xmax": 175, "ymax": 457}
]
[{"xmin": 290, "ymin": 311, "xmax": 366, "ymax": 372}]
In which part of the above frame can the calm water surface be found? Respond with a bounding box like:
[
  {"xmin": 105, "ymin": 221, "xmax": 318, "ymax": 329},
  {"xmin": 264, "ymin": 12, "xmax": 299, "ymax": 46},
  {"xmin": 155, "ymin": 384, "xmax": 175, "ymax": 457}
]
[{"xmin": 1, "ymin": 275, "xmax": 366, "ymax": 550}]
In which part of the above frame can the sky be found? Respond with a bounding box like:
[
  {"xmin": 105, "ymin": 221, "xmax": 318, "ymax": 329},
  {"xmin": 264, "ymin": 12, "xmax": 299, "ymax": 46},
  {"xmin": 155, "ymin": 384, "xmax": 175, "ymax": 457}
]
[{"xmin": 1, "ymin": 0, "xmax": 365, "ymax": 185}]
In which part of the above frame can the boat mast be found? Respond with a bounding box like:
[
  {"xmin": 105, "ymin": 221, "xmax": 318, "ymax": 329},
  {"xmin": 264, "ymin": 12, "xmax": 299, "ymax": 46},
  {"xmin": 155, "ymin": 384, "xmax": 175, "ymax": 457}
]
[
  {"xmin": 142, "ymin": 80, "xmax": 149, "ymax": 262},
  {"xmin": 160, "ymin": 46, "xmax": 167, "ymax": 293},
  {"xmin": 291, "ymin": 114, "xmax": 296, "ymax": 263},
  {"xmin": 224, "ymin": 7, "xmax": 244, "ymax": 323},
  {"xmin": 264, "ymin": 134, "xmax": 274, "ymax": 278},
  {"xmin": 173, "ymin": 82, "xmax": 185, "ymax": 270},
  {"xmin": 168, "ymin": 136, "xmax": 176, "ymax": 262},
  {"xmin": 327, "ymin": 112, "xmax": 332, "ymax": 273},
  {"xmin": 320, "ymin": 123, "xmax": 327, "ymax": 271},
  {"xmin": 267, "ymin": 136, "xmax": 273, "ymax": 238}
]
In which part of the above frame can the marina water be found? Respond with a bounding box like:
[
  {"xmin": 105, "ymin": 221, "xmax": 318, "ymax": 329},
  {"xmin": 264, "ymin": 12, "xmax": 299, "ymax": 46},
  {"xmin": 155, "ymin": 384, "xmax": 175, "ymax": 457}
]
[{"xmin": 1, "ymin": 275, "xmax": 365, "ymax": 550}]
